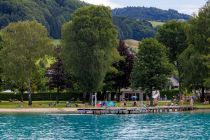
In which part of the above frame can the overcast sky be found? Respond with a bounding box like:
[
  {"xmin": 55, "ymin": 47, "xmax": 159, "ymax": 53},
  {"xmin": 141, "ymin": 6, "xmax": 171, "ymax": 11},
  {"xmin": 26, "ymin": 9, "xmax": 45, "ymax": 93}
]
[{"xmin": 82, "ymin": 0, "xmax": 207, "ymax": 15}]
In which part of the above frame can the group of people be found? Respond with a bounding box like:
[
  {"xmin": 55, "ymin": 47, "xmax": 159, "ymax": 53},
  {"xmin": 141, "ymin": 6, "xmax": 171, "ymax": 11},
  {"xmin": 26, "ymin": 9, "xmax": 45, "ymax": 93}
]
[
  {"xmin": 122, "ymin": 101, "xmax": 138, "ymax": 107},
  {"xmin": 172, "ymin": 94, "xmax": 210, "ymax": 106}
]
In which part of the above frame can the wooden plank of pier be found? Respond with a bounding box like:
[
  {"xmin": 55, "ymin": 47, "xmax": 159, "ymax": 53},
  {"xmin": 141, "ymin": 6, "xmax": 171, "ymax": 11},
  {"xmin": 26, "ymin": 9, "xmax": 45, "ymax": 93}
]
[{"xmin": 77, "ymin": 106, "xmax": 195, "ymax": 114}]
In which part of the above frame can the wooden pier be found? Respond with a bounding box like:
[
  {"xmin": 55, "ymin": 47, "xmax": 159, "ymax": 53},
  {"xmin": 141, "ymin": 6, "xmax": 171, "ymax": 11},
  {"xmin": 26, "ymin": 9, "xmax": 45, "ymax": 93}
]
[{"xmin": 77, "ymin": 106, "xmax": 195, "ymax": 114}]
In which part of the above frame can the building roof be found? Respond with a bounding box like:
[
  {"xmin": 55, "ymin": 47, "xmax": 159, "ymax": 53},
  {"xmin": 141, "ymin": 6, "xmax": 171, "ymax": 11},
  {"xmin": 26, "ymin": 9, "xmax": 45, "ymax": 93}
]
[{"xmin": 169, "ymin": 77, "xmax": 179, "ymax": 87}]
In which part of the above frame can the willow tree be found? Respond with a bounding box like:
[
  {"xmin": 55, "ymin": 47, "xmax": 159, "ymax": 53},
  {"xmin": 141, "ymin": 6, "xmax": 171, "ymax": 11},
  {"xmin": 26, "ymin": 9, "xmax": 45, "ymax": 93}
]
[
  {"xmin": 131, "ymin": 39, "xmax": 173, "ymax": 106},
  {"xmin": 0, "ymin": 21, "xmax": 52, "ymax": 105},
  {"xmin": 178, "ymin": 4, "xmax": 210, "ymax": 101},
  {"xmin": 62, "ymin": 6, "xmax": 118, "ymax": 100}
]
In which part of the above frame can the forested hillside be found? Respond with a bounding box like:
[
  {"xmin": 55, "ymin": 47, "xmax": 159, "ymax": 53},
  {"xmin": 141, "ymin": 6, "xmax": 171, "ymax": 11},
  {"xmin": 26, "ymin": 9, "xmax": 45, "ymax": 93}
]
[
  {"xmin": 113, "ymin": 7, "xmax": 190, "ymax": 21},
  {"xmin": 0, "ymin": 0, "xmax": 190, "ymax": 40},
  {"xmin": 113, "ymin": 16, "xmax": 155, "ymax": 40},
  {"xmin": 0, "ymin": 0, "xmax": 86, "ymax": 38}
]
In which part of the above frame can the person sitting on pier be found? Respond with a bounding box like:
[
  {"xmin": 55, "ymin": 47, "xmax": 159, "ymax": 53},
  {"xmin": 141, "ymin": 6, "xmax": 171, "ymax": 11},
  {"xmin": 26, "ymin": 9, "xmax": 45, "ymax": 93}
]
[
  {"xmin": 133, "ymin": 101, "xmax": 137, "ymax": 107},
  {"xmin": 146, "ymin": 96, "xmax": 150, "ymax": 106},
  {"xmin": 124, "ymin": 102, "xmax": 127, "ymax": 107},
  {"xmin": 154, "ymin": 98, "xmax": 159, "ymax": 106},
  {"xmin": 179, "ymin": 95, "xmax": 184, "ymax": 106}
]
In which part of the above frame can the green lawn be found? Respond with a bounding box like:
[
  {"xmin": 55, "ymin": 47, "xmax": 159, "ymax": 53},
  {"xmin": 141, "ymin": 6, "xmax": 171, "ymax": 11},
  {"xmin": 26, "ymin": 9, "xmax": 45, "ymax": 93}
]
[
  {"xmin": 52, "ymin": 39, "xmax": 61, "ymax": 46},
  {"xmin": 0, "ymin": 101, "xmax": 208, "ymax": 109},
  {"xmin": 149, "ymin": 21, "xmax": 164, "ymax": 27},
  {"xmin": 193, "ymin": 103, "xmax": 210, "ymax": 109},
  {"xmin": 0, "ymin": 101, "xmax": 79, "ymax": 108}
]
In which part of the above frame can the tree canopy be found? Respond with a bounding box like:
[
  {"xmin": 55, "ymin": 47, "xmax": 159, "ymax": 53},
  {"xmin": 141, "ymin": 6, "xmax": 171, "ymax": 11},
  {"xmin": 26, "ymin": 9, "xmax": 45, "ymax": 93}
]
[
  {"xmin": 62, "ymin": 6, "xmax": 118, "ymax": 93},
  {"xmin": 156, "ymin": 21, "xmax": 188, "ymax": 63}
]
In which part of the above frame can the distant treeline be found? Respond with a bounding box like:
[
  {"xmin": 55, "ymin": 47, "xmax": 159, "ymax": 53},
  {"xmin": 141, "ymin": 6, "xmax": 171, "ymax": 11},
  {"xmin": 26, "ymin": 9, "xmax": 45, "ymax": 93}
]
[
  {"xmin": 112, "ymin": 7, "xmax": 190, "ymax": 22},
  {"xmin": 113, "ymin": 16, "xmax": 155, "ymax": 40}
]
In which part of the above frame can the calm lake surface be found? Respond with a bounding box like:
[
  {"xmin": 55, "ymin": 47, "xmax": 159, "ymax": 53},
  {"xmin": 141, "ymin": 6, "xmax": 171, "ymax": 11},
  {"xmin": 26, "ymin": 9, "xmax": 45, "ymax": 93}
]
[{"xmin": 0, "ymin": 112, "xmax": 210, "ymax": 139}]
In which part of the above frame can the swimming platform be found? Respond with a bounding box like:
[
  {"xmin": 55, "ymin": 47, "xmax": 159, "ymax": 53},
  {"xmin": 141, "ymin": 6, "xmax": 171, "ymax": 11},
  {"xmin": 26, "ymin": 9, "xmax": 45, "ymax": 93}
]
[{"xmin": 78, "ymin": 106, "xmax": 195, "ymax": 114}]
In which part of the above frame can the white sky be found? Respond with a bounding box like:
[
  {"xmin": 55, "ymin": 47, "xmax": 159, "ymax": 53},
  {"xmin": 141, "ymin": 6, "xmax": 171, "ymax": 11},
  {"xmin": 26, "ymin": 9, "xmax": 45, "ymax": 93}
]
[{"xmin": 81, "ymin": 0, "xmax": 207, "ymax": 15}]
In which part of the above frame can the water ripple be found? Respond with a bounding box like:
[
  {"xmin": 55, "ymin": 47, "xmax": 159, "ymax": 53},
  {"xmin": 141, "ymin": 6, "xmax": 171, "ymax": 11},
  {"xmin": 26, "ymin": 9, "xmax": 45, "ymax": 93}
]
[{"xmin": 0, "ymin": 112, "xmax": 210, "ymax": 139}]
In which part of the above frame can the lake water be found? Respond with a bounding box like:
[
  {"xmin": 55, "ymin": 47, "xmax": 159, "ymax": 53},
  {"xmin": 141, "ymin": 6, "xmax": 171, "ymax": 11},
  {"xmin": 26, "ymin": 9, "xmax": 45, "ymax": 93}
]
[{"xmin": 0, "ymin": 112, "xmax": 210, "ymax": 139}]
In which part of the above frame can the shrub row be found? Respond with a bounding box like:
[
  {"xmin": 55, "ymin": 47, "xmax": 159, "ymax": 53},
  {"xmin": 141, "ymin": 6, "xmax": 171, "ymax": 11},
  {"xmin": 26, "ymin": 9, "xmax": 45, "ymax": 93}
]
[
  {"xmin": 160, "ymin": 90, "xmax": 179, "ymax": 99},
  {"xmin": 0, "ymin": 92, "xmax": 83, "ymax": 101},
  {"xmin": 0, "ymin": 90, "xmax": 179, "ymax": 101}
]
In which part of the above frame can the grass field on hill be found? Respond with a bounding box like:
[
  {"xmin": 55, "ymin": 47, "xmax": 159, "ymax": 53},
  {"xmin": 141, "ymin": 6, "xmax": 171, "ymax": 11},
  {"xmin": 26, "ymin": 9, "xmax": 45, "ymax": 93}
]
[{"xmin": 149, "ymin": 21, "xmax": 165, "ymax": 27}]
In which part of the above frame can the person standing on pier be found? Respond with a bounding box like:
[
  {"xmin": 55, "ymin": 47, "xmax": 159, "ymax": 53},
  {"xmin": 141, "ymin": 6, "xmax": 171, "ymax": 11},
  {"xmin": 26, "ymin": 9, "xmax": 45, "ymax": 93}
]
[{"xmin": 190, "ymin": 97, "xmax": 194, "ymax": 106}]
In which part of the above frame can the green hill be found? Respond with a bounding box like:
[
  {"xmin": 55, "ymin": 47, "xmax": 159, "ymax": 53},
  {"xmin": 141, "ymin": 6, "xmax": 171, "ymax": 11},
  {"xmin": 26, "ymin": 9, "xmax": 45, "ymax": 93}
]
[
  {"xmin": 112, "ymin": 7, "xmax": 190, "ymax": 22},
  {"xmin": 113, "ymin": 16, "xmax": 155, "ymax": 40},
  {"xmin": 0, "ymin": 1, "xmax": 189, "ymax": 41},
  {"xmin": 0, "ymin": 0, "xmax": 86, "ymax": 39}
]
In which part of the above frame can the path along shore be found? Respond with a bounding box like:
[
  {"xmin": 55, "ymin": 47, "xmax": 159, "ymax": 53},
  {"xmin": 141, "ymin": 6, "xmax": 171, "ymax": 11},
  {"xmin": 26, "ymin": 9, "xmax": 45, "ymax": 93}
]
[{"xmin": 0, "ymin": 108, "xmax": 78, "ymax": 113}]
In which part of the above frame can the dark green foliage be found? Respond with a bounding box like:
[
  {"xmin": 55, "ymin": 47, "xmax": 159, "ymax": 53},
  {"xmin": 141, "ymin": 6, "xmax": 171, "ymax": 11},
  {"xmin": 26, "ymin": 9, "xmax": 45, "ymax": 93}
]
[
  {"xmin": 113, "ymin": 16, "xmax": 155, "ymax": 40},
  {"xmin": 0, "ymin": 0, "xmax": 86, "ymax": 39},
  {"xmin": 178, "ymin": 4, "xmax": 210, "ymax": 92},
  {"xmin": 179, "ymin": 46, "xmax": 208, "ymax": 88},
  {"xmin": 156, "ymin": 21, "xmax": 188, "ymax": 63},
  {"xmin": 0, "ymin": 33, "xmax": 2, "ymax": 91},
  {"xmin": 113, "ymin": 7, "xmax": 190, "ymax": 22},
  {"xmin": 104, "ymin": 40, "xmax": 134, "ymax": 91},
  {"xmin": 46, "ymin": 47, "xmax": 71, "ymax": 94},
  {"xmin": 160, "ymin": 90, "xmax": 179, "ymax": 99}
]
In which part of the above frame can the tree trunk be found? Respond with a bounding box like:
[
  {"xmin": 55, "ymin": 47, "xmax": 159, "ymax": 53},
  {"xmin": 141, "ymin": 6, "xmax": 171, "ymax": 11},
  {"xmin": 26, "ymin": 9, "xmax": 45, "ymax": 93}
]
[
  {"xmin": 20, "ymin": 84, "xmax": 24, "ymax": 102},
  {"xmin": 89, "ymin": 92, "xmax": 93, "ymax": 105},
  {"xmin": 149, "ymin": 88, "xmax": 153, "ymax": 106},
  {"xmin": 56, "ymin": 87, "xmax": 60, "ymax": 104},
  {"xmin": 201, "ymin": 86, "xmax": 205, "ymax": 102},
  {"xmin": 177, "ymin": 62, "xmax": 181, "ymax": 92},
  {"xmin": 28, "ymin": 79, "xmax": 32, "ymax": 106},
  {"xmin": 82, "ymin": 92, "xmax": 87, "ymax": 103}
]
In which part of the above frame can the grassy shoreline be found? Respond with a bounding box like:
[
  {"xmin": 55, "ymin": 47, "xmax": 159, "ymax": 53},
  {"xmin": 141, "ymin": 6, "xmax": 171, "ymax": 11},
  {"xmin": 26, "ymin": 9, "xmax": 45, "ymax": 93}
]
[{"xmin": 0, "ymin": 101, "xmax": 209, "ymax": 109}]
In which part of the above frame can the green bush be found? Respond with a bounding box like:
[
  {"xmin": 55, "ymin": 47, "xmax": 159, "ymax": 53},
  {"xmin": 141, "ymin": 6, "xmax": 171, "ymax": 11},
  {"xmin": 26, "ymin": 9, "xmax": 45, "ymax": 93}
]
[
  {"xmin": 0, "ymin": 92, "xmax": 83, "ymax": 101},
  {"xmin": 160, "ymin": 90, "xmax": 179, "ymax": 99}
]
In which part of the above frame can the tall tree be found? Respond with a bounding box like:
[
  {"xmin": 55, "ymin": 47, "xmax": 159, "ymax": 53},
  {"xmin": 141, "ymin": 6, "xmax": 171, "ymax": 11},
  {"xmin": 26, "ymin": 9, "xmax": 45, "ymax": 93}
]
[
  {"xmin": 0, "ymin": 21, "xmax": 52, "ymax": 105},
  {"xmin": 178, "ymin": 4, "xmax": 210, "ymax": 101},
  {"xmin": 131, "ymin": 38, "xmax": 173, "ymax": 106},
  {"xmin": 62, "ymin": 6, "xmax": 118, "ymax": 100},
  {"xmin": 0, "ymin": 33, "xmax": 3, "ymax": 91},
  {"xmin": 46, "ymin": 46, "xmax": 71, "ymax": 102},
  {"xmin": 156, "ymin": 21, "xmax": 188, "ymax": 91},
  {"xmin": 104, "ymin": 40, "xmax": 134, "ymax": 92}
]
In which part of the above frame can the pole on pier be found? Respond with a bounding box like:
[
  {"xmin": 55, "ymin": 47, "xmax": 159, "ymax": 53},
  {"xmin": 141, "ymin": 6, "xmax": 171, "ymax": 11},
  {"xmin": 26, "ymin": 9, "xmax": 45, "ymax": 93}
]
[{"xmin": 95, "ymin": 92, "xmax": 97, "ymax": 107}]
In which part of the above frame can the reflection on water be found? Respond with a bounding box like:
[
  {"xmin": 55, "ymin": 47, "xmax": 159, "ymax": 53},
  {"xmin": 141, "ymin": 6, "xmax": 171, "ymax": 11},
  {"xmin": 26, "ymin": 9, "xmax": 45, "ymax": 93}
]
[{"xmin": 0, "ymin": 112, "xmax": 210, "ymax": 139}]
